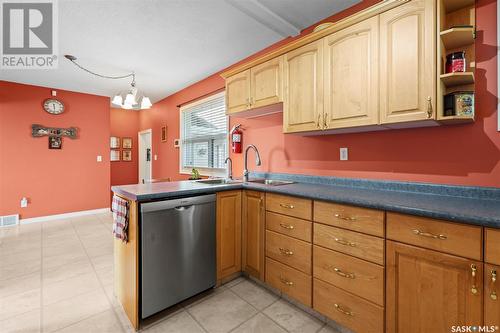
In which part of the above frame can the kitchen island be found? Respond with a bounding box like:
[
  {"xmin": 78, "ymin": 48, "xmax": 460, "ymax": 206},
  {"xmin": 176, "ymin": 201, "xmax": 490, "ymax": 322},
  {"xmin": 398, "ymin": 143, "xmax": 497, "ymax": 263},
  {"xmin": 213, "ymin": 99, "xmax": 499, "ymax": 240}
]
[{"xmin": 112, "ymin": 173, "xmax": 500, "ymax": 331}]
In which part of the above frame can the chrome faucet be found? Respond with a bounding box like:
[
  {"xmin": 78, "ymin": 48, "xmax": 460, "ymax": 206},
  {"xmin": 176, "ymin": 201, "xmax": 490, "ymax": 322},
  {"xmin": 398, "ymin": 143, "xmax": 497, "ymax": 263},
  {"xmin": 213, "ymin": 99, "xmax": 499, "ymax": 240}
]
[
  {"xmin": 243, "ymin": 145, "xmax": 261, "ymax": 182},
  {"xmin": 225, "ymin": 157, "xmax": 233, "ymax": 180}
]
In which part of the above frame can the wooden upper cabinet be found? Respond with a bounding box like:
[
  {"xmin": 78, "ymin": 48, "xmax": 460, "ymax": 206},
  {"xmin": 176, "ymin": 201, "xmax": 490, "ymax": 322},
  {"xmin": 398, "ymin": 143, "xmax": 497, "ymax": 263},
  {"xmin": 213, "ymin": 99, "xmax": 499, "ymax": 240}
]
[
  {"xmin": 242, "ymin": 191, "xmax": 265, "ymax": 280},
  {"xmin": 226, "ymin": 70, "xmax": 250, "ymax": 114},
  {"xmin": 324, "ymin": 16, "xmax": 379, "ymax": 129},
  {"xmin": 216, "ymin": 190, "xmax": 242, "ymax": 281},
  {"xmin": 283, "ymin": 40, "xmax": 323, "ymax": 133},
  {"xmin": 250, "ymin": 57, "xmax": 283, "ymax": 109},
  {"xmin": 379, "ymin": 0, "xmax": 436, "ymax": 124},
  {"xmin": 386, "ymin": 241, "xmax": 483, "ymax": 333}
]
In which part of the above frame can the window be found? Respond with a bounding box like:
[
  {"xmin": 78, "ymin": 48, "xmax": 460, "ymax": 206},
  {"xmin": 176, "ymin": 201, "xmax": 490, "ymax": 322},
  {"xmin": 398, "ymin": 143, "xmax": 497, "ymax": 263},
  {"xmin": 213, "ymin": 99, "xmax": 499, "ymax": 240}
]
[{"xmin": 180, "ymin": 91, "xmax": 228, "ymax": 176}]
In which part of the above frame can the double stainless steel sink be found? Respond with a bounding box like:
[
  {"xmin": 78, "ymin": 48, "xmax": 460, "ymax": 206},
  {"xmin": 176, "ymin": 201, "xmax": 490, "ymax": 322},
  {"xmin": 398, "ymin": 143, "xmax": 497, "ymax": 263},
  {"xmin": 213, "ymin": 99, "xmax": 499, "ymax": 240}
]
[{"xmin": 195, "ymin": 178, "xmax": 294, "ymax": 186}]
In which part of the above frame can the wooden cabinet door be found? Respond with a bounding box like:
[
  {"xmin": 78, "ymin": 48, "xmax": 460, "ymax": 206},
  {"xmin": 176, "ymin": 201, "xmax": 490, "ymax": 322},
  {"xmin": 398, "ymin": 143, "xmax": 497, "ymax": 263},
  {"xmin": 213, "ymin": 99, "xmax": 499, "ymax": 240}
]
[
  {"xmin": 226, "ymin": 70, "xmax": 250, "ymax": 114},
  {"xmin": 324, "ymin": 16, "xmax": 379, "ymax": 129},
  {"xmin": 250, "ymin": 57, "xmax": 283, "ymax": 109},
  {"xmin": 283, "ymin": 40, "xmax": 323, "ymax": 133},
  {"xmin": 242, "ymin": 190, "xmax": 265, "ymax": 280},
  {"xmin": 379, "ymin": 0, "xmax": 436, "ymax": 124},
  {"xmin": 386, "ymin": 241, "xmax": 483, "ymax": 333},
  {"xmin": 216, "ymin": 190, "xmax": 242, "ymax": 281},
  {"xmin": 485, "ymin": 264, "xmax": 500, "ymax": 327}
]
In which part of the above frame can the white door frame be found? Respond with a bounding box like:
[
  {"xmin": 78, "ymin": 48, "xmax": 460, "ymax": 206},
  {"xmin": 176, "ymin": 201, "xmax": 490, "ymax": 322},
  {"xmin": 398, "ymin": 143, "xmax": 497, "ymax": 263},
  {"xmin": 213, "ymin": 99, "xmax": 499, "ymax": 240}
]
[{"xmin": 138, "ymin": 129, "xmax": 152, "ymax": 183}]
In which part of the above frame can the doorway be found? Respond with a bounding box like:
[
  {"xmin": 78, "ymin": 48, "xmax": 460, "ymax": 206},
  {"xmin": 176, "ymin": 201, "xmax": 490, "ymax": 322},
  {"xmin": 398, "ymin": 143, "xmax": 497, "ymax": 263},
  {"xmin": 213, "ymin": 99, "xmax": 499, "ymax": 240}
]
[{"xmin": 138, "ymin": 129, "xmax": 152, "ymax": 184}]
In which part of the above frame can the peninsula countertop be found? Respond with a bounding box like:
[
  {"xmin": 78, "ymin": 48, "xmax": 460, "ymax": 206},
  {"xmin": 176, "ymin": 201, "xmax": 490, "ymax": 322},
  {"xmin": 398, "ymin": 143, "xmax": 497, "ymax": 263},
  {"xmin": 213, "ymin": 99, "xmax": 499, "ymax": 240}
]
[{"xmin": 112, "ymin": 176, "xmax": 500, "ymax": 229}]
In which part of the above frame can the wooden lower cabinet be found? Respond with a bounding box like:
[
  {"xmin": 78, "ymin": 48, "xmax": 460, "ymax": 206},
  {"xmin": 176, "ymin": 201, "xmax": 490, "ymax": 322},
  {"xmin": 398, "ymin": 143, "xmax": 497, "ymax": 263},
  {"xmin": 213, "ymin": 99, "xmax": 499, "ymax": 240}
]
[
  {"xmin": 266, "ymin": 257, "xmax": 312, "ymax": 306},
  {"xmin": 242, "ymin": 190, "xmax": 265, "ymax": 280},
  {"xmin": 216, "ymin": 190, "xmax": 242, "ymax": 282},
  {"xmin": 485, "ymin": 264, "xmax": 500, "ymax": 327},
  {"xmin": 386, "ymin": 241, "xmax": 483, "ymax": 333}
]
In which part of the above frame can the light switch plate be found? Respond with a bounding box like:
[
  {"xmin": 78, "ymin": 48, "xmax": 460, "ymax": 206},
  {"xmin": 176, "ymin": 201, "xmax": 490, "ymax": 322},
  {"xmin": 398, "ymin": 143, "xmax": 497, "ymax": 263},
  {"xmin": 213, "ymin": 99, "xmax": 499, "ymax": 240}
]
[
  {"xmin": 97, "ymin": 155, "xmax": 102, "ymax": 162},
  {"xmin": 340, "ymin": 148, "xmax": 348, "ymax": 161}
]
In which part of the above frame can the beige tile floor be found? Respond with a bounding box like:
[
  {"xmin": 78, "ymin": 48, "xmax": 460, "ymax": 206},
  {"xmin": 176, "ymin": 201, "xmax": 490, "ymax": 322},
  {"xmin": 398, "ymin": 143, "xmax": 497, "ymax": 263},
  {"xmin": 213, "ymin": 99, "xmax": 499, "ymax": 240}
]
[{"xmin": 0, "ymin": 214, "xmax": 345, "ymax": 333}]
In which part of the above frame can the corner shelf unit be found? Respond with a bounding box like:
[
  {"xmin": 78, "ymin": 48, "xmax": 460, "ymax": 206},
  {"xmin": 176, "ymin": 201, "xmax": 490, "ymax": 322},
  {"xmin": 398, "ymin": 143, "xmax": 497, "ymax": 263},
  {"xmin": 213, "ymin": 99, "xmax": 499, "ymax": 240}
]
[{"xmin": 437, "ymin": 0, "xmax": 476, "ymax": 123}]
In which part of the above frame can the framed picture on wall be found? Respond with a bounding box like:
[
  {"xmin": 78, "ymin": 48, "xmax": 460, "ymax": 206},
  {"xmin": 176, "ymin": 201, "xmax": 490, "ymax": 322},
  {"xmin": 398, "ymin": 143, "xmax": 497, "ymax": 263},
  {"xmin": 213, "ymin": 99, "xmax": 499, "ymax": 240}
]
[
  {"xmin": 122, "ymin": 137, "xmax": 132, "ymax": 149},
  {"xmin": 110, "ymin": 150, "xmax": 120, "ymax": 162},
  {"xmin": 110, "ymin": 136, "xmax": 120, "ymax": 148},
  {"xmin": 48, "ymin": 136, "xmax": 62, "ymax": 149},
  {"xmin": 122, "ymin": 150, "xmax": 132, "ymax": 161},
  {"xmin": 161, "ymin": 126, "xmax": 167, "ymax": 142}
]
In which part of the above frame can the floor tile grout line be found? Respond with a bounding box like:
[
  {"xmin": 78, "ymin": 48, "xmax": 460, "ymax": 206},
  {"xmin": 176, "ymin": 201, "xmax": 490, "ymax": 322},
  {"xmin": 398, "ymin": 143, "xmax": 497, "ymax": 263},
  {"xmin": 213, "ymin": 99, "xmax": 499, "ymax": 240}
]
[
  {"xmin": 227, "ymin": 311, "xmax": 261, "ymax": 333},
  {"xmin": 183, "ymin": 308, "xmax": 210, "ymax": 333},
  {"xmin": 68, "ymin": 216, "xmax": 128, "ymax": 333}
]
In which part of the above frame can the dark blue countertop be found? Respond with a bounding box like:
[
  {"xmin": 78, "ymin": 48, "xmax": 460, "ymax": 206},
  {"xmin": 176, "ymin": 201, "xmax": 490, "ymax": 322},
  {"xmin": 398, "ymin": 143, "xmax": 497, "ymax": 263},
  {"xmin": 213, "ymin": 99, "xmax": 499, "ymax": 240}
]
[{"xmin": 112, "ymin": 173, "xmax": 500, "ymax": 228}]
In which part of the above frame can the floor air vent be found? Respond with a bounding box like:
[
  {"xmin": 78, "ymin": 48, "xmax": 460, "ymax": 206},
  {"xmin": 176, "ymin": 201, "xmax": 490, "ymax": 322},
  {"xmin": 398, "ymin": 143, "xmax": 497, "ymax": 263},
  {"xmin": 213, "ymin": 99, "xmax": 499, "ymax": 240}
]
[{"xmin": 0, "ymin": 214, "xmax": 19, "ymax": 227}]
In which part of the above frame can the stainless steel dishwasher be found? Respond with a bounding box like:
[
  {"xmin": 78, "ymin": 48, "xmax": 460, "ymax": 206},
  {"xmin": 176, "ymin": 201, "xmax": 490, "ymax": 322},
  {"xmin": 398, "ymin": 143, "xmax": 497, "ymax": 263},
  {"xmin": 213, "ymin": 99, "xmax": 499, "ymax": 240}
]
[{"xmin": 140, "ymin": 194, "xmax": 216, "ymax": 318}]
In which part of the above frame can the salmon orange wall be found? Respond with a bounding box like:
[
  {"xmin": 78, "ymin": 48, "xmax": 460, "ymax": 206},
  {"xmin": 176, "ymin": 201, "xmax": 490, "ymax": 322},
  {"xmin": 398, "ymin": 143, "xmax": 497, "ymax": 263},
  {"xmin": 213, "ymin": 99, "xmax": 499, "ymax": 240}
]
[
  {"xmin": 141, "ymin": 0, "xmax": 500, "ymax": 188},
  {"xmin": 0, "ymin": 81, "xmax": 111, "ymax": 219},
  {"xmin": 110, "ymin": 108, "xmax": 139, "ymax": 188}
]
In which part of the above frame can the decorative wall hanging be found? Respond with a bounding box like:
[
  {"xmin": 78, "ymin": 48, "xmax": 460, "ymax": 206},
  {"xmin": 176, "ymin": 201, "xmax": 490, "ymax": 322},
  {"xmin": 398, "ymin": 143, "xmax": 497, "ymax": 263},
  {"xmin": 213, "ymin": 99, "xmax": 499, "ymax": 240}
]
[
  {"xmin": 48, "ymin": 137, "xmax": 62, "ymax": 149},
  {"xmin": 161, "ymin": 126, "xmax": 167, "ymax": 142},
  {"xmin": 32, "ymin": 124, "xmax": 77, "ymax": 149},
  {"xmin": 32, "ymin": 124, "xmax": 78, "ymax": 138},
  {"xmin": 122, "ymin": 137, "xmax": 132, "ymax": 149},
  {"xmin": 110, "ymin": 150, "xmax": 120, "ymax": 162},
  {"xmin": 110, "ymin": 136, "xmax": 120, "ymax": 149},
  {"xmin": 122, "ymin": 150, "xmax": 132, "ymax": 161}
]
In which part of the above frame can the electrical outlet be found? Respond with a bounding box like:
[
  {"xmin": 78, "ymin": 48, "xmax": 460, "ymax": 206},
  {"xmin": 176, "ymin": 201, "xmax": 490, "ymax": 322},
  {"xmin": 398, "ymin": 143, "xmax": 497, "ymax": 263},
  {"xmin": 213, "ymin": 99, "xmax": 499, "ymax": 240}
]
[
  {"xmin": 340, "ymin": 148, "xmax": 348, "ymax": 161},
  {"xmin": 154, "ymin": 154, "xmax": 158, "ymax": 161},
  {"xmin": 20, "ymin": 197, "xmax": 28, "ymax": 208},
  {"xmin": 97, "ymin": 155, "xmax": 102, "ymax": 162}
]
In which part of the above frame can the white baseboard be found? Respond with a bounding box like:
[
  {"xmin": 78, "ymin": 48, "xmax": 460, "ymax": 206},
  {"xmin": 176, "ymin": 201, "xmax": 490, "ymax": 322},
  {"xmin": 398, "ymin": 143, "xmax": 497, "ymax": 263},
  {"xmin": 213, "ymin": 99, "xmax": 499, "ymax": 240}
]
[{"xmin": 20, "ymin": 208, "xmax": 111, "ymax": 224}]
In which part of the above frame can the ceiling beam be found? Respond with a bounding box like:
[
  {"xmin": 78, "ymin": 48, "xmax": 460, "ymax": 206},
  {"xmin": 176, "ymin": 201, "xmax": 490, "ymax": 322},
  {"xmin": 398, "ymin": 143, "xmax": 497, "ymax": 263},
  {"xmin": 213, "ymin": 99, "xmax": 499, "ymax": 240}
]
[{"xmin": 226, "ymin": 0, "xmax": 301, "ymax": 38}]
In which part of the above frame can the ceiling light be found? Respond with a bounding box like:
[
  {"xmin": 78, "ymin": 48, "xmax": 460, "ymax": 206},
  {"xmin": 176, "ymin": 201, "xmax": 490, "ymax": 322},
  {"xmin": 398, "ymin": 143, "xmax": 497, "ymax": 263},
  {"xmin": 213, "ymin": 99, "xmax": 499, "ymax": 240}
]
[
  {"xmin": 141, "ymin": 97, "xmax": 152, "ymax": 109},
  {"xmin": 64, "ymin": 54, "xmax": 153, "ymax": 110}
]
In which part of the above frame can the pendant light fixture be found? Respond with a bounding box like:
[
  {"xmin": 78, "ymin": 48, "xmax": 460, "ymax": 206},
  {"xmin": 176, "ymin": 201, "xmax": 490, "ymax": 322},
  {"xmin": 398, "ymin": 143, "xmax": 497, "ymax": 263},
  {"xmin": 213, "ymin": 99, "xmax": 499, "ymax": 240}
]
[{"xmin": 65, "ymin": 55, "xmax": 152, "ymax": 110}]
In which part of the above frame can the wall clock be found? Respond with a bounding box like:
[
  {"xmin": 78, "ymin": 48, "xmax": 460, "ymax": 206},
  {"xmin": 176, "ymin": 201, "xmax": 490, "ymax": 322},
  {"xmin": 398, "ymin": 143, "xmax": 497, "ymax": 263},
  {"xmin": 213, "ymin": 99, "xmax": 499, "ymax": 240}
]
[{"xmin": 43, "ymin": 98, "xmax": 65, "ymax": 115}]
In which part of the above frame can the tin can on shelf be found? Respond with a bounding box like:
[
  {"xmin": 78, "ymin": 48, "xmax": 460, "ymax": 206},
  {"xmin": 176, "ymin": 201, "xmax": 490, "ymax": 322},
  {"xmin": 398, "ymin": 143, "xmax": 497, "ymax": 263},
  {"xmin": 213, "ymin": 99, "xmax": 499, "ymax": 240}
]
[{"xmin": 444, "ymin": 92, "xmax": 474, "ymax": 117}]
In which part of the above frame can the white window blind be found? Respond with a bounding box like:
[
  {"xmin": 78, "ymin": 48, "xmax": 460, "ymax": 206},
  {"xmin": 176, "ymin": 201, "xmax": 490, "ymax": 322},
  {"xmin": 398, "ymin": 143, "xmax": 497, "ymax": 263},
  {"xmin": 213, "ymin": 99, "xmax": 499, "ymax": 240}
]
[{"xmin": 180, "ymin": 92, "xmax": 227, "ymax": 176}]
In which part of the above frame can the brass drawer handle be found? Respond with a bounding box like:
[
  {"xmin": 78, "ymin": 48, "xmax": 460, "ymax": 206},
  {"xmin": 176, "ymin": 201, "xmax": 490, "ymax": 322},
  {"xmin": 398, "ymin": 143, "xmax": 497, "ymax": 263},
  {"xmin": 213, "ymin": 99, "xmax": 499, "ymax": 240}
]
[
  {"xmin": 279, "ymin": 247, "xmax": 294, "ymax": 256},
  {"xmin": 280, "ymin": 276, "xmax": 294, "ymax": 286},
  {"xmin": 471, "ymin": 264, "xmax": 478, "ymax": 295},
  {"xmin": 334, "ymin": 303, "xmax": 354, "ymax": 316},
  {"xmin": 334, "ymin": 268, "xmax": 355, "ymax": 279},
  {"xmin": 412, "ymin": 229, "xmax": 447, "ymax": 240},
  {"xmin": 279, "ymin": 223, "xmax": 295, "ymax": 230},
  {"xmin": 334, "ymin": 213, "xmax": 356, "ymax": 222},
  {"xmin": 280, "ymin": 203, "xmax": 295, "ymax": 209},
  {"xmin": 491, "ymin": 270, "xmax": 497, "ymax": 300},
  {"xmin": 333, "ymin": 237, "xmax": 357, "ymax": 247}
]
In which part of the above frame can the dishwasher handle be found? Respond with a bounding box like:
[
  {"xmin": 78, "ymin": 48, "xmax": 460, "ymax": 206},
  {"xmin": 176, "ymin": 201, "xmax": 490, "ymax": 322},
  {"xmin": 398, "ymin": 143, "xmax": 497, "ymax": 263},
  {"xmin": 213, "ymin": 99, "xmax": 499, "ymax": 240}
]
[
  {"xmin": 141, "ymin": 194, "xmax": 216, "ymax": 213},
  {"xmin": 174, "ymin": 205, "xmax": 193, "ymax": 211}
]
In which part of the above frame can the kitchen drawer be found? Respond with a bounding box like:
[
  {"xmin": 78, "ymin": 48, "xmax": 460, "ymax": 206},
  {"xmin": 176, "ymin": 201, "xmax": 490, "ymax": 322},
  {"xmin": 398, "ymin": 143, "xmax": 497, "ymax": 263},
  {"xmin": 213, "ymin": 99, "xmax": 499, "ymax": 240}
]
[
  {"xmin": 314, "ymin": 223, "xmax": 384, "ymax": 265},
  {"xmin": 314, "ymin": 278, "xmax": 384, "ymax": 333},
  {"xmin": 313, "ymin": 245, "xmax": 384, "ymax": 306},
  {"xmin": 266, "ymin": 257, "xmax": 312, "ymax": 306},
  {"xmin": 266, "ymin": 230, "xmax": 312, "ymax": 274},
  {"xmin": 314, "ymin": 201, "xmax": 385, "ymax": 237},
  {"xmin": 266, "ymin": 211, "xmax": 312, "ymax": 242},
  {"xmin": 387, "ymin": 212, "xmax": 482, "ymax": 260},
  {"xmin": 266, "ymin": 193, "xmax": 312, "ymax": 220},
  {"xmin": 485, "ymin": 228, "xmax": 500, "ymax": 265}
]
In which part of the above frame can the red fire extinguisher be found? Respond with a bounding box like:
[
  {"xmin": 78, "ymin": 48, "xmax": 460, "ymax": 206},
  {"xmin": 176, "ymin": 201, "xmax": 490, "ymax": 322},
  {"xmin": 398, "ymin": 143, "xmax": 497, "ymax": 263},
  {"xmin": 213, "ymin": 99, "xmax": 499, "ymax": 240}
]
[{"xmin": 230, "ymin": 124, "xmax": 242, "ymax": 154}]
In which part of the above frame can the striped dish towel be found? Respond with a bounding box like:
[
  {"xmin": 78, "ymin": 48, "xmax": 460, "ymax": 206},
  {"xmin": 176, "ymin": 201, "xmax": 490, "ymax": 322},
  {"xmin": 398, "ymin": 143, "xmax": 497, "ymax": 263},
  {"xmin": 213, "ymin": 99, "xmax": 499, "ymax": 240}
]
[{"xmin": 112, "ymin": 195, "xmax": 129, "ymax": 243}]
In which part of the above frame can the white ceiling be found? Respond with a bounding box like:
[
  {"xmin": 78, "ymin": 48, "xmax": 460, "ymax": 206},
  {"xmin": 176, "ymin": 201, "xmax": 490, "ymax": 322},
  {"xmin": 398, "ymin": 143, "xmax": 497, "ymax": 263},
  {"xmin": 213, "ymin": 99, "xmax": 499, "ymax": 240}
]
[{"xmin": 0, "ymin": 0, "xmax": 360, "ymax": 103}]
